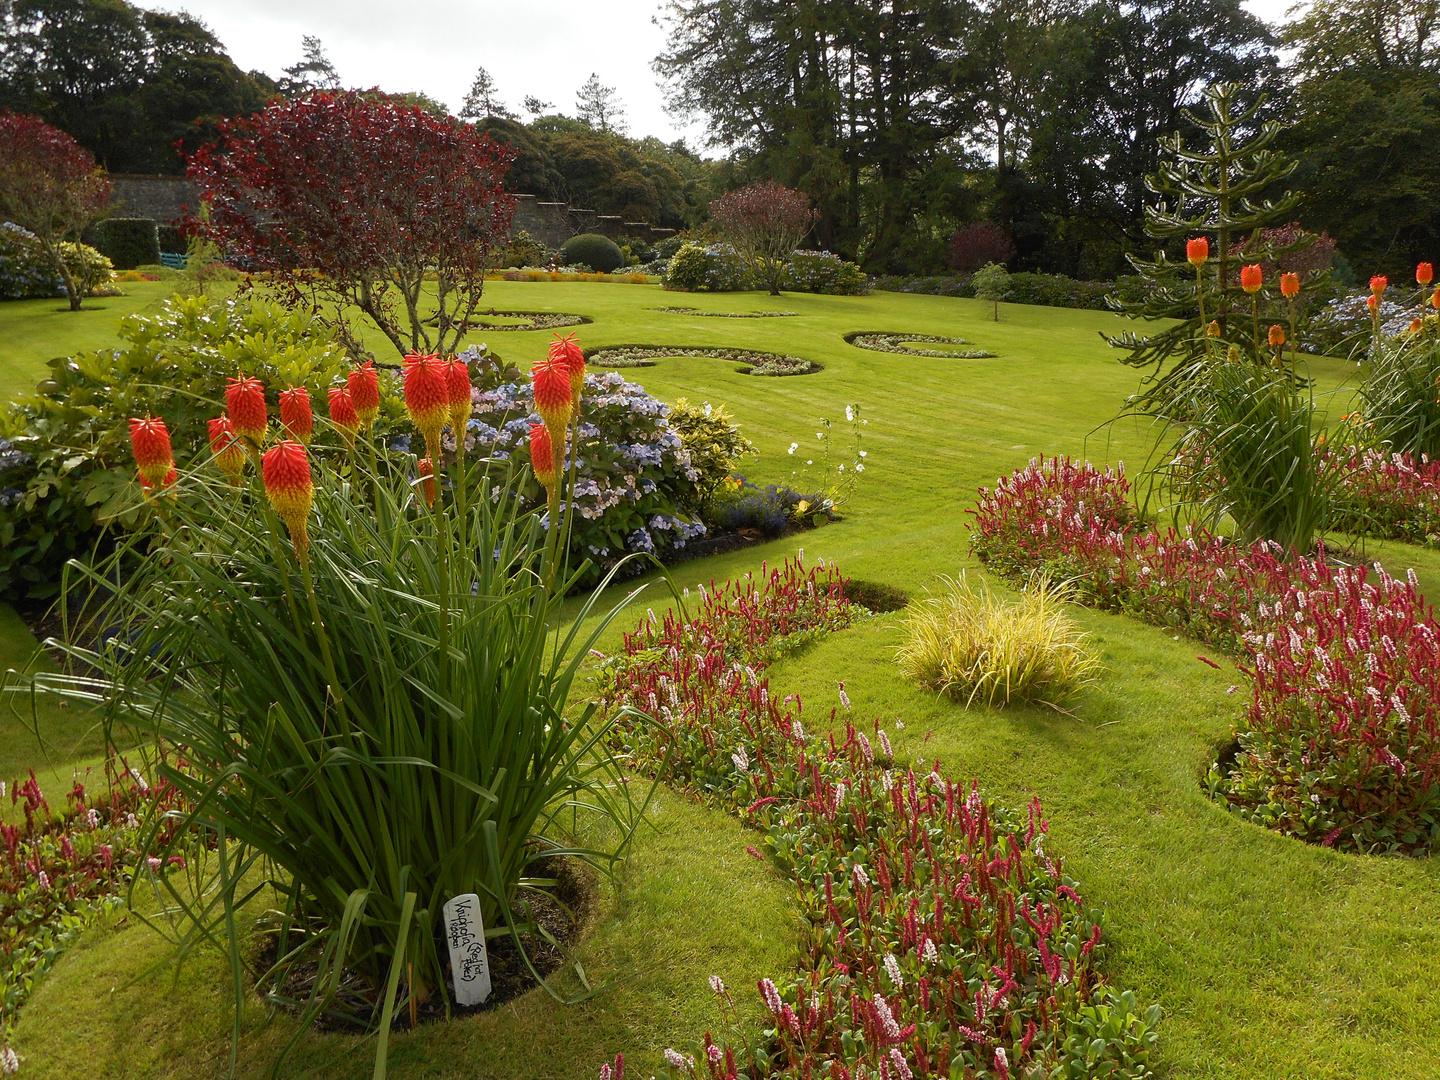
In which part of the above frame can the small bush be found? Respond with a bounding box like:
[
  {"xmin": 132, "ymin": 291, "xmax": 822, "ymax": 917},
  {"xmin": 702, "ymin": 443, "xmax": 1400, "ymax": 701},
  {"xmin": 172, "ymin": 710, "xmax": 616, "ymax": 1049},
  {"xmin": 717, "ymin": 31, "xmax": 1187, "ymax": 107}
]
[
  {"xmin": 560, "ymin": 233, "xmax": 624, "ymax": 273},
  {"xmin": 89, "ymin": 218, "xmax": 161, "ymax": 270},
  {"xmin": 0, "ymin": 223, "xmax": 113, "ymax": 300},
  {"xmin": 973, "ymin": 262, "xmax": 1011, "ymax": 320},
  {"xmin": 502, "ymin": 229, "xmax": 550, "ymax": 268},
  {"xmin": 667, "ymin": 398, "xmax": 755, "ymax": 500},
  {"xmin": 897, "ymin": 573, "xmax": 1100, "ymax": 708},
  {"xmin": 705, "ymin": 478, "xmax": 813, "ymax": 536},
  {"xmin": 780, "ymin": 249, "xmax": 868, "ymax": 295},
  {"xmin": 663, "ymin": 242, "xmax": 753, "ymax": 292}
]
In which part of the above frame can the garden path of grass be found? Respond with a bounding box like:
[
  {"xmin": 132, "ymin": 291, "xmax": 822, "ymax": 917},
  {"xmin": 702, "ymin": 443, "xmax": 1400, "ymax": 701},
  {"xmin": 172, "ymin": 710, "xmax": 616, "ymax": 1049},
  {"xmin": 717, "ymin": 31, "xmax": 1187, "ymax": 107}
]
[{"xmin": 5, "ymin": 282, "xmax": 1440, "ymax": 1078}]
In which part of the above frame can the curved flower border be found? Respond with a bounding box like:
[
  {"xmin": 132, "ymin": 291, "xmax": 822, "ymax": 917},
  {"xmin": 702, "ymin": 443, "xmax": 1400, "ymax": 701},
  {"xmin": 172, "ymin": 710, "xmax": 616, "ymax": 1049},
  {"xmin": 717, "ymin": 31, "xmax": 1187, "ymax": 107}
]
[
  {"xmin": 585, "ymin": 344, "xmax": 823, "ymax": 378},
  {"xmin": 844, "ymin": 332, "xmax": 997, "ymax": 360}
]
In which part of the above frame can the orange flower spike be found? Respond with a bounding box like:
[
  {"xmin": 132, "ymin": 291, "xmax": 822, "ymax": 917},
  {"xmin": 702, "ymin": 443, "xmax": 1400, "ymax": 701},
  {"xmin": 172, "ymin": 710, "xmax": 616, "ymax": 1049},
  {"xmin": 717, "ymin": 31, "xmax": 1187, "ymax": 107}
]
[
  {"xmin": 1240, "ymin": 264, "xmax": 1263, "ymax": 294},
  {"xmin": 128, "ymin": 416, "xmax": 174, "ymax": 488},
  {"xmin": 1411, "ymin": 318, "xmax": 1425, "ymax": 333},
  {"xmin": 443, "ymin": 358, "xmax": 473, "ymax": 434},
  {"xmin": 531, "ymin": 354, "xmax": 573, "ymax": 443},
  {"xmin": 261, "ymin": 441, "xmax": 314, "ymax": 564},
  {"xmin": 1418, "ymin": 263, "xmax": 1434, "ymax": 287},
  {"xmin": 1280, "ymin": 272, "xmax": 1300, "ymax": 298},
  {"xmin": 327, "ymin": 387, "xmax": 361, "ymax": 446},
  {"xmin": 1432, "ymin": 287, "xmax": 1440, "ymax": 310},
  {"xmin": 403, "ymin": 352, "xmax": 450, "ymax": 456},
  {"xmin": 1186, "ymin": 237, "xmax": 1209, "ymax": 266},
  {"xmin": 551, "ymin": 333, "xmax": 587, "ymax": 402},
  {"xmin": 529, "ymin": 423, "xmax": 556, "ymax": 491},
  {"xmin": 1370, "ymin": 275, "xmax": 1388, "ymax": 297},
  {"xmin": 417, "ymin": 457, "xmax": 436, "ymax": 507},
  {"xmin": 207, "ymin": 417, "xmax": 246, "ymax": 481},
  {"xmin": 279, "ymin": 387, "xmax": 313, "ymax": 446},
  {"xmin": 347, "ymin": 361, "xmax": 380, "ymax": 431},
  {"xmin": 1367, "ymin": 294, "xmax": 1380, "ymax": 313},
  {"xmin": 225, "ymin": 376, "xmax": 268, "ymax": 443},
  {"xmin": 1268, "ymin": 324, "xmax": 1286, "ymax": 347}
]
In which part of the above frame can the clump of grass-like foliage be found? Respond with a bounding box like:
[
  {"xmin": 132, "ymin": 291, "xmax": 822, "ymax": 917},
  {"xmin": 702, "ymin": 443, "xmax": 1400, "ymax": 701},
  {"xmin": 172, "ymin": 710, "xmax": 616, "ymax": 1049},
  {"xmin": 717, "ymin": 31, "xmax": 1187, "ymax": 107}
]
[{"xmin": 896, "ymin": 573, "xmax": 1099, "ymax": 709}]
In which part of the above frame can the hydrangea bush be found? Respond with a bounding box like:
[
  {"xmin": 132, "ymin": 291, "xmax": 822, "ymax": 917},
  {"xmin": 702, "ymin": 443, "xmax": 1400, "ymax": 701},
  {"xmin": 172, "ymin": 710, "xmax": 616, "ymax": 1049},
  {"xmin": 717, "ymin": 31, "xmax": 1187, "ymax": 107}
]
[{"xmin": 0, "ymin": 223, "xmax": 113, "ymax": 301}]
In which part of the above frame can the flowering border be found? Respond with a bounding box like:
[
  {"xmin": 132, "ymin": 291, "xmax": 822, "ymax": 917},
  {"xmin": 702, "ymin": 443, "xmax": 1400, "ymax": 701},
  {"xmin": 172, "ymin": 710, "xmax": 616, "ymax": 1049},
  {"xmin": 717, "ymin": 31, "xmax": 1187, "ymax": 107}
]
[
  {"xmin": 843, "ymin": 333, "xmax": 997, "ymax": 360},
  {"xmin": 584, "ymin": 345, "xmax": 823, "ymax": 378}
]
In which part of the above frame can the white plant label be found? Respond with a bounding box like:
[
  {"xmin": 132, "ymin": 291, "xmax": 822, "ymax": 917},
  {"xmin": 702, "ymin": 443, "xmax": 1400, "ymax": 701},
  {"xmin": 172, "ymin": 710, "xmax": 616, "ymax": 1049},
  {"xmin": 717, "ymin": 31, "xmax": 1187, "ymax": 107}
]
[{"xmin": 442, "ymin": 892, "xmax": 492, "ymax": 1006}]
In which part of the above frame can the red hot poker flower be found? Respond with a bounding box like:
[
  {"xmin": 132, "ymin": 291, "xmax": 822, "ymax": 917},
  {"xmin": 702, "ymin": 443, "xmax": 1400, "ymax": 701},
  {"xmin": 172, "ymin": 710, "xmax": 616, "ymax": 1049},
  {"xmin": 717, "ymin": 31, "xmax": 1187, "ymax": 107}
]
[
  {"xmin": 417, "ymin": 457, "xmax": 436, "ymax": 507},
  {"xmin": 529, "ymin": 424, "xmax": 556, "ymax": 490},
  {"xmin": 225, "ymin": 376, "xmax": 268, "ymax": 443},
  {"xmin": 1268, "ymin": 324, "xmax": 1286, "ymax": 347},
  {"xmin": 328, "ymin": 387, "xmax": 361, "ymax": 445},
  {"xmin": 1370, "ymin": 274, "xmax": 1388, "ymax": 297},
  {"xmin": 1280, "ymin": 272, "xmax": 1300, "ymax": 298},
  {"xmin": 1433, "ymin": 287, "xmax": 1440, "ymax": 311},
  {"xmin": 551, "ymin": 333, "xmax": 586, "ymax": 401},
  {"xmin": 403, "ymin": 352, "xmax": 449, "ymax": 456},
  {"xmin": 1366, "ymin": 294, "xmax": 1380, "ymax": 312},
  {"xmin": 443, "ymin": 358, "xmax": 473, "ymax": 433},
  {"xmin": 1240, "ymin": 264, "xmax": 1263, "ymax": 294},
  {"xmin": 128, "ymin": 416, "xmax": 174, "ymax": 487},
  {"xmin": 139, "ymin": 467, "xmax": 178, "ymax": 496},
  {"xmin": 279, "ymin": 387, "xmax": 313, "ymax": 445},
  {"xmin": 207, "ymin": 417, "xmax": 246, "ymax": 481},
  {"xmin": 1186, "ymin": 237, "xmax": 1209, "ymax": 267},
  {"xmin": 261, "ymin": 440, "xmax": 314, "ymax": 564},
  {"xmin": 1419, "ymin": 263, "xmax": 1434, "ymax": 287},
  {"xmin": 531, "ymin": 354, "xmax": 573, "ymax": 445},
  {"xmin": 348, "ymin": 361, "xmax": 380, "ymax": 430}
]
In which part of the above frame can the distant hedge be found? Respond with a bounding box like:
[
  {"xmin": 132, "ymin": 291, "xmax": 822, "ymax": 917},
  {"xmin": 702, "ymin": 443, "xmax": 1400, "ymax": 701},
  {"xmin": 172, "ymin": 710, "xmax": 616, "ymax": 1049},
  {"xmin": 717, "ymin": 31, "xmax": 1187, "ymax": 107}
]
[
  {"xmin": 872, "ymin": 270, "xmax": 1147, "ymax": 311},
  {"xmin": 89, "ymin": 218, "xmax": 160, "ymax": 270}
]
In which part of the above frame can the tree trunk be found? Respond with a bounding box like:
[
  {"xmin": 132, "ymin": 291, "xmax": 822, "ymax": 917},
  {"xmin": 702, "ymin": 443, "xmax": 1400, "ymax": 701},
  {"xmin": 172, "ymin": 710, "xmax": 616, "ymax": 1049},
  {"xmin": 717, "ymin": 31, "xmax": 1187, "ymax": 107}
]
[{"xmin": 42, "ymin": 235, "xmax": 83, "ymax": 311}]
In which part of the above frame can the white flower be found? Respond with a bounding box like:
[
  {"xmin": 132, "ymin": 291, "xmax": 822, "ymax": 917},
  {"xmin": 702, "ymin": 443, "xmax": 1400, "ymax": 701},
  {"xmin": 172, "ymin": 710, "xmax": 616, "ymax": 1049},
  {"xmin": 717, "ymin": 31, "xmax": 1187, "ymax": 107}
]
[
  {"xmin": 37, "ymin": 871, "xmax": 50, "ymax": 890},
  {"xmin": 922, "ymin": 937, "xmax": 938, "ymax": 964},
  {"xmin": 853, "ymin": 863, "xmax": 870, "ymax": 889},
  {"xmin": 855, "ymin": 463, "xmax": 865, "ymax": 472},
  {"xmin": 731, "ymin": 747, "xmax": 750, "ymax": 772},
  {"xmin": 838, "ymin": 683, "xmax": 851, "ymax": 710},
  {"xmin": 859, "ymin": 449, "xmax": 867, "ymax": 457},
  {"xmin": 709, "ymin": 974, "xmax": 725, "ymax": 994},
  {"xmin": 845, "ymin": 405, "xmax": 854, "ymax": 422},
  {"xmin": 663, "ymin": 1048, "xmax": 693, "ymax": 1070},
  {"xmin": 788, "ymin": 442, "xmax": 798, "ymax": 454},
  {"xmin": 1, "ymin": 1046, "xmax": 18, "ymax": 1074},
  {"xmin": 885, "ymin": 952, "xmax": 903, "ymax": 987},
  {"xmin": 816, "ymin": 432, "xmax": 824, "ymax": 440}
]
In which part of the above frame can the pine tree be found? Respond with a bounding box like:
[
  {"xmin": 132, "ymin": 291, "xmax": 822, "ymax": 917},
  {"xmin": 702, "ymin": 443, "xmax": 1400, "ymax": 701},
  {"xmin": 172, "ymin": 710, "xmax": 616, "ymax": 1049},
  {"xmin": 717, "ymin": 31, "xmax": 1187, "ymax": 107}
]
[
  {"xmin": 459, "ymin": 66, "xmax": 511, "ymax": 121},
  {"xmin": 575, "ymin": 73, "xmax": 625, "ymax": 133},
  {"xmin": 522, "ymin": 94, "xmax": 552, "ymax": 118},
  {"xmin": 1108, "ymin": 82, "xmax": 1327, "ymax": 410},
  {"xmin": 281, "ymin": 35, "xmax": 341, "ymax": 95}
]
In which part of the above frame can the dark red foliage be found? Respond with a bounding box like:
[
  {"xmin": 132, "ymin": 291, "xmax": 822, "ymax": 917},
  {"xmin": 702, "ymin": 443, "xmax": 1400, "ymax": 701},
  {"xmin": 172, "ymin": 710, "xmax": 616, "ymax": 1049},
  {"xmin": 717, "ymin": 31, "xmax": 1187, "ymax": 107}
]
[
  {"xmin": 708, "ymin": 181, "xmax": 819, "ymax": 295},
  {"xmin": 946, "ymin": 222, "xmax": 1015, "ymax": 274},
  {"xmin": 186, "ymin": 91, "xmax": 516, "ymax": 359}
]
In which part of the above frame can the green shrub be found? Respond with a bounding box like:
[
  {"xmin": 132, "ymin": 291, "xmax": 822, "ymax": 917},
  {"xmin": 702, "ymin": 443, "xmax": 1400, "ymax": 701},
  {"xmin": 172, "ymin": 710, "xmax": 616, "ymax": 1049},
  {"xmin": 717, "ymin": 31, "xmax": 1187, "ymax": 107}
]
[
  {"xmin": 661, "ymin": 241, "xmax": 712, "ymax": 291},
  {"xmin": 0, "ymin": 223, "xmax": 113, "ymax": 300},
  {"xmin": 667, "ymin": 397, "xmax": 755, "ymax": 500},
  {"xmin": 896, "ymin": 573, "xmax": 1100, "ymax": 708},
  {"xmin": 501, "ymin": 228, "xmax": 550, "ymax": 268},
  {"xmin": 89, "ymin": 218, "xmax": 161, "ymax": 270},
  {"xmin": 780, "ymin": 249, "xmax": 868, "ymax": 295},
  {"xmin": 972, "ymin": 262, "xmax": 1011, "ymax": 320},
  {"xmin": 662, "ymin": 242, "xmax": 754, "ymax": 292},
  {"xmin": 0, "ymin": 294, "xmax": 411, "ymax": 601},
  {"xmin": 560, "ymin": 232, "xmax": 624, "ymax": 273}
]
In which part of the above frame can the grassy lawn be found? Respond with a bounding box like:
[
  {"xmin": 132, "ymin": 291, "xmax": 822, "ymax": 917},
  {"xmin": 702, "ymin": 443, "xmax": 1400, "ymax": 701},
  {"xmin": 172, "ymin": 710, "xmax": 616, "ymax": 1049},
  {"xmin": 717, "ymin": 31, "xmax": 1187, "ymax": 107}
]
[{"xmin": 5, "ymin": 281, "xmax": 1439, "ymax": 1078}]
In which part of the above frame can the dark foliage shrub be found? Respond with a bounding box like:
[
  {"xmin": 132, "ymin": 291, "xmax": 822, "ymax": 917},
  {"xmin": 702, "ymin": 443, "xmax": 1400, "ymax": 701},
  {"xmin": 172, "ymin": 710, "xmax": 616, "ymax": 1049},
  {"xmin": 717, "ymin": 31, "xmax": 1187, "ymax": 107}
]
[
  {"xmin": 560, "ymin": 233, "xmax": 624, "ymax": 273},
  {"xmin": 947, "ymin": 221, "xmax": 1015, "ymax": 273},
  {"xmin": 89, "ymin": 218, "xmax": 161, "ymax": 270}
]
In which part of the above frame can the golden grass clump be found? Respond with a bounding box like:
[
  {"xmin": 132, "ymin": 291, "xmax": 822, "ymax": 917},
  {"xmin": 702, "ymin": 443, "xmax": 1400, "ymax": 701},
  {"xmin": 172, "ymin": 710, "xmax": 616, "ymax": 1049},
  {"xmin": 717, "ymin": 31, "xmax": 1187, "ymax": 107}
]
[{"xmin": 896, "ymin": 573, "xmax": 1100, "ymax": 709}]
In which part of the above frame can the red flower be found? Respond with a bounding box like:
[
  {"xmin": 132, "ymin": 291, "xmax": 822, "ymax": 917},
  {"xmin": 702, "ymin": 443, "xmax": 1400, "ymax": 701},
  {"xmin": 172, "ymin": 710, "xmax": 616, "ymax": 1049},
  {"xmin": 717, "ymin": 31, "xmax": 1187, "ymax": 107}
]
[
  {"xmin": 1268, "ymin": 324, "xmax": 1285, "ymax": 347},
  {"xmin": 1366, "ymin": 294, "xmax": 1379, "ymax": 312},
  {"xmin": 415, "ymin": 457, "xmax": 435, "ymax": 507},
  {"xmin": 128, "ymin": 416, "xmax": 173, "ymax": 487},
  {"xmin": 1186, "ymin": 237, "xmax": 1209, "ymax": 267},
  {"xmin": 1240, "ymin": 264, "xmax": 1263, "ymax": 294},
  {"xmin": 225, "ymin": 376, "xmax": 268, "ymax": 442},
  {"xmin": 403, "ymin": 351, "xmax": 449, "ymax": 455},
  {"xmin": 551, "ymin": 332, "xmax": 586, "ymax": 401},
  {"xmin": 347, "ymin": 361, "xmax": 380, "ymax": 430},
  {"xmin": 1370, "ymin": 274, "xmax": 1388, "ymax": 297},
  {"xmin": 1280, "ymin": 272, "xmax": 1300, "ymax": 298},
  {"xmin": 531, "ymin": 354, "xmax": 572, "ymax": 443},
  {"xmin": 530, "ymin": 423, "xmax": 555, "ymax": 490},
  {"xmin": 261, "ymin": 441, "xmax": 313, "ymax": 563},
  {"xmin": 1419, "ymin": 263, "xmax": 1435, "ymax": 287},
  {"xmin": 1432, "ymin": 287, "xmax": 1440, "ymax": 311},
  {"xmin": 443, "ymin": 358, "xmax": 473, "ymax": 433},
  {"xmin": 207, "ymin": 417, "xmax": 245, "ymax": 481},
  {"xmin": 279, "ymin": 387, "xmax": 313, "ymax": 445},
  {"xmin": 327, "ymin": 387, "xmax": 361, "ymax": 443}
]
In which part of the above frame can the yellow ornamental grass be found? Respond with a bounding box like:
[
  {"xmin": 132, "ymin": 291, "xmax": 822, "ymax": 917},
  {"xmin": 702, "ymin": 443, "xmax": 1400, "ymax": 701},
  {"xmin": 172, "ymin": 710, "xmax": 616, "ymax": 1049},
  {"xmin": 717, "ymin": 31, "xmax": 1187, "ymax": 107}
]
[{"xmin": 896, "ymin": 573, "xmax": 1100, "ymax": 709}]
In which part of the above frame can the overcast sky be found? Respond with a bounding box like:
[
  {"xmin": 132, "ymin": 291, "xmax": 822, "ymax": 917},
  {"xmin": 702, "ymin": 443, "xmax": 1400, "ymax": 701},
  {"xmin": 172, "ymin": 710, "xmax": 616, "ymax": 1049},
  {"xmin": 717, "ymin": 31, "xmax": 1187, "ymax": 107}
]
[{"xmin": 131, "ymin": 0, "xmax": 1299, "ymax": 152}]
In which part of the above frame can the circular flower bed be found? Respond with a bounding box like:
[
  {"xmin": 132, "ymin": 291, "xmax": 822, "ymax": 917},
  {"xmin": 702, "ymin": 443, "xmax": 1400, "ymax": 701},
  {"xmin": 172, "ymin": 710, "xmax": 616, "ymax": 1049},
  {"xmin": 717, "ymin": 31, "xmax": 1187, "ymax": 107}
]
[
  {"xmin": 436, "ymin": 310, "xmax": 592, "ymax": 332},
  {"xmin": 586, "ymin": 345, "xmax": 823, "ymax": 377},
  {"xmin": 845, "ymin": 332, "xmax": 997, "ymax": 359},
  {"xmin": 649, "ymin": 306, "xmax": 799, "ymax": 318}
]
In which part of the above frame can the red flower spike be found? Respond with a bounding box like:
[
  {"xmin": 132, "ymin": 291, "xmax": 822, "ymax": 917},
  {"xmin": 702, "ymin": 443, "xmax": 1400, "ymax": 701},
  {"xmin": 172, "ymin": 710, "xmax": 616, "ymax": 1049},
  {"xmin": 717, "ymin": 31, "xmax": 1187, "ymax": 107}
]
[
  {"xmin": 1432, "ymin": 287, "xmax": 1440, "ymax": 311},
  {"xmin": 279, "ymin": 387, "xmax": 313, "ymax": 445},
  {"xmin": 328, "ymin": 387, "xmax": 361, "ymax": 445},
  {"xmin": 1240, "ymin": 264, "xmax": 1263, "ymax": 294},
  {"xmin": 207, "ymin": 417, "xmax": 245, "ymax": 481},
  {"xmin": 1185, "ymin": 237, "xmax": 1208, "ymax": 267},
  {"xmin": 261, "ymin": 441, "xmax": 314, "ymax": 564},
  {"xmin": 225, "ymin": 376, "xmax": 267, "ymax": 442},
  {"xmin": 403, "ymin": 352, "xmax": 449, "ymax": 456},
  {"xmin": 530, "ymin": 424, "xmax": 555, "ymax": 490},
  {"xmin": 443, "ymin": 358, "xmax": 473, "ymax": 433},
  {"xmin": 1370, "ymin": 274, "xmax": 1388, "ymax": 297},
  {"xmin": 128, "ymin": 416, "xmax": 174, "ymax": 487},
  {"xmin": 417, "ymin": 457, "xmax": 436, "ymax": 507},
  {"xmin": 1419, "ymin": 263, "xmax": 1434, "ymax": 287},
  {"xmin": 1367, "ymin": 294, "xmax": 1380, "ymax": 313},
  {"xmin": 347, "ymin": 361, "xmax": 380, "ymax": 430},
  {"xmin": 550, "ymin": 333, "xmax": 586, "ymax": 401},
  {"xmin": 531, "ymin": 354, "xmax": 572, "ymax": 444},
  {"xmin": 1280, "ymin": 272, "xmax": 1300, "ymax": 299},
  {"xmin": 1268, "ymin": 324, "xmax": 1285, "ymax": 348}
]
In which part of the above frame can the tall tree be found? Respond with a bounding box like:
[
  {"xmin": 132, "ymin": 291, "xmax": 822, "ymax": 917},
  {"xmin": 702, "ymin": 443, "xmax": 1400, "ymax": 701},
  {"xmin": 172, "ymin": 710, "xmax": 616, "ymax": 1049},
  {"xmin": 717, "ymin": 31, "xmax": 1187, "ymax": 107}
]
[
  {"xmin": 575, "ymin": 73, "xmax": 626, "ymax": 133},
  {"xmin": 280, "ymin": 35, "xmax": 341, "ymax": 96},
  {"xmin": 459, "ymin": 66, "xmax": 511, "ymax": 121}
]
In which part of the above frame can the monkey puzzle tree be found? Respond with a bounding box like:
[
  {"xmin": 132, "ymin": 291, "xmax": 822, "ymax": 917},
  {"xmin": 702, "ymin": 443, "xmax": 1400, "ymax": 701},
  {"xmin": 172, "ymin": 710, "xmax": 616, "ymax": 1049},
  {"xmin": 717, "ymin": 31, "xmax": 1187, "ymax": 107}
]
[
  {"xmin": 188, "ymin": 91, "xmax": 516, "ymax": 361},
  {"xmin": 0, "ymin": 112, "xmax": 111, "ymax": 311},
  {"xmin": 1107, "ymin": 82, "xmax": 1327, "ymax": 410}
]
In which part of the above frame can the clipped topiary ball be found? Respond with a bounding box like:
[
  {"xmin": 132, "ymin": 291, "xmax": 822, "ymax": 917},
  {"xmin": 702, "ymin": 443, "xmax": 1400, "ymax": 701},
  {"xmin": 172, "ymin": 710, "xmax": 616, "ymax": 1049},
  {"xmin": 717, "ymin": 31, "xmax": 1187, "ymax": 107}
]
[{"xmin": 560, "ymin": 233, "xmax": 624, "ymax": 274}]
